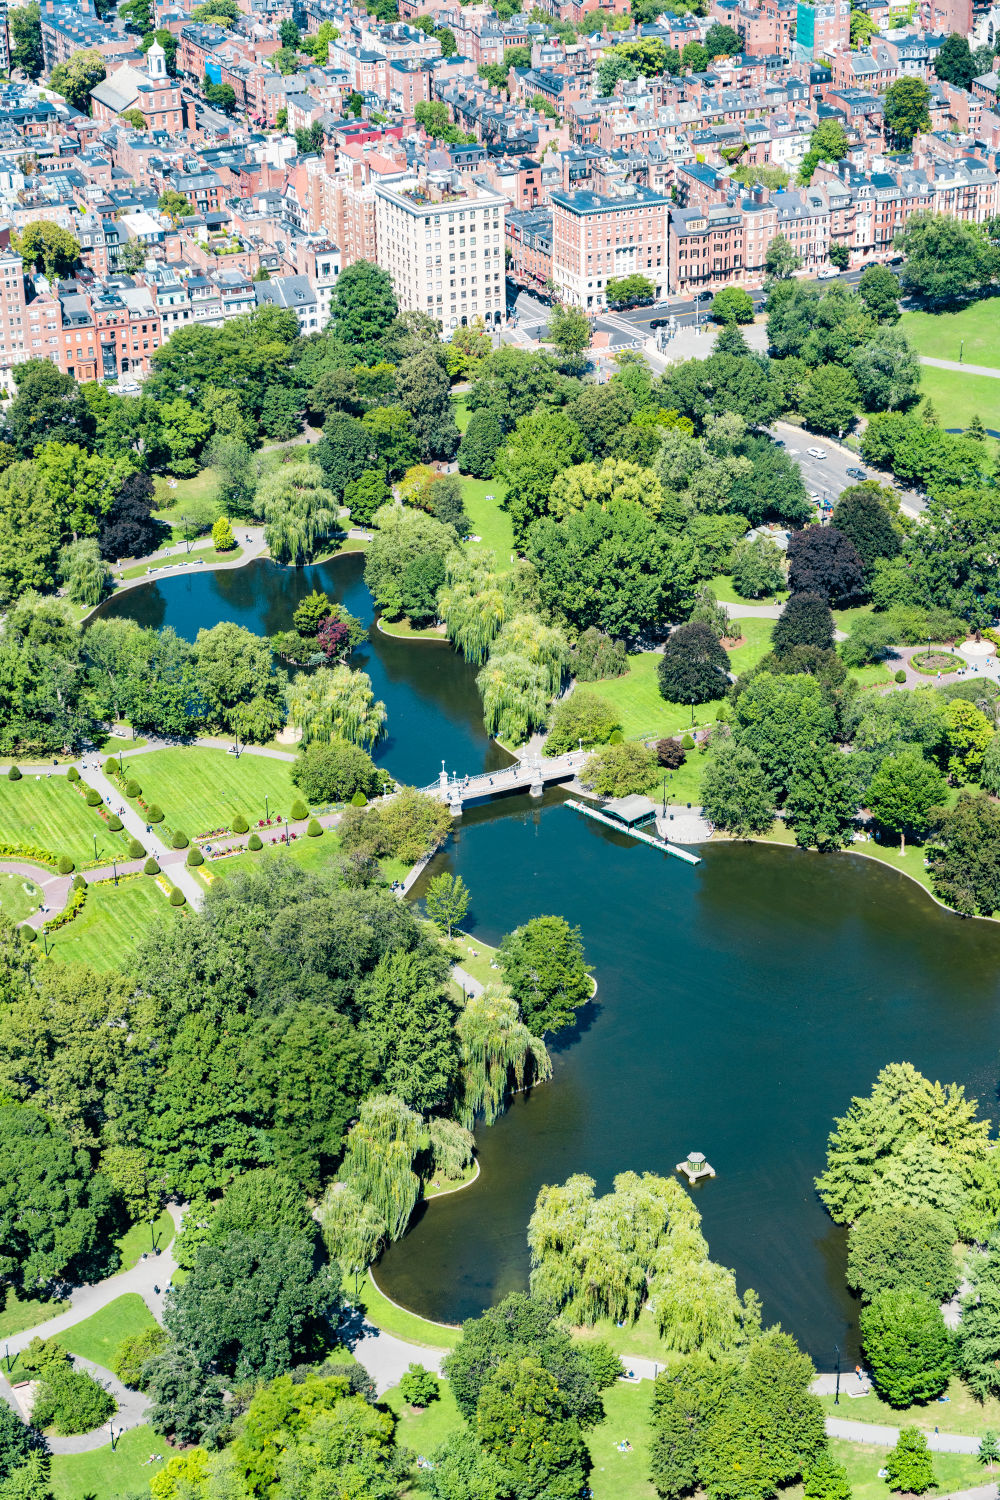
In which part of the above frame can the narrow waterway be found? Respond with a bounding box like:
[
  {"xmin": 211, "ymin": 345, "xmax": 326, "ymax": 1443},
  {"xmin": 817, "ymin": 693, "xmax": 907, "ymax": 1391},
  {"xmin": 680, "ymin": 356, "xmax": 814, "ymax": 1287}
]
[{"xmin": 101, "ymin": 564, "xmax": 1000, "ymax": 1362}]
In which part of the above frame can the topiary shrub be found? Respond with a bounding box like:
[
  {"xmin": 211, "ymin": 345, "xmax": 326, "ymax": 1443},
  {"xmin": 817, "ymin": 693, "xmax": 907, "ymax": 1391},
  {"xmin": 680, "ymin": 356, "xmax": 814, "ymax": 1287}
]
[
  {"xmin": 107, "ymin": 815, "xmax": 124, "ymax": 833},
  {"xmin": 168, "ymin": 887, "xmax": 186, "ymax": 906},
  {"xmin": 127, "ymin": 837, "xmax": 145, "ymax": 859},
  {"xmin": 6, "ymin": 765, "xmax": 20, "ymax": 781},
  {"xmin": 656, "ymin": 737, "xmax": 687, "ymax": 769},
  {"xmin": 72, "ymin": 874, "xmax": 86, "ymax": 890},
  {"xmin": 170, "ymin": 830, "xmax": 189, "ymax": 850},
  {"xmin": 351, "ymin": 790, "xmax": 367, "ymax": 807},
  {"xmin": 57, "ymin": 855, "xmax": 74, "ymax": 875},
  {"xmin": 66, "ymin": 766, "xmax": 80, "ymax": 782},
  {"xmin": 85, "ymin": 788, "xmax": 102, "ymax": 807},
  {"xmin": 895, "ymin": 668, "xmax": 907, "ymax": 683},
  {"xmin": 231, "ymin": 812, "xmax": 249, "ymax": 834},
  {"xmin": 104, "ymin": 758, "xmax": 118, "ymax": 776},
  {"xmin": 290, "ymin": 798, "xmax": 309, "ymax": 821},
  {"xmin": 143, "ymin": 857, "xmax": 160, "ymax": 875},
  {"xmin": 186, "ymin": 847, "xmax": 204, "ymax": 867},
  {"xmin": 21, "ymin": 928, "xmax": 36, "ymax": 944},
  {"xmin": 306, "ymin": 818, "xmax": 323, "ymax": 837},
  {"xmin": 608, "ymin": 729, "xmax": 624, "ymax": 745},
  {"xmin": 681, "ymin": 733, "xmax": 696, "ymax": 751},
  {"xmin": 146, "ymin": 804, "xmax": 164, "ymax": 823},
  {"xmin": 125, "ymin": 779, "xmax": 141, "ymax": 798},
  {"xmin": 248, "ymin": 832, "xmax": 263, "ymax": 851}
]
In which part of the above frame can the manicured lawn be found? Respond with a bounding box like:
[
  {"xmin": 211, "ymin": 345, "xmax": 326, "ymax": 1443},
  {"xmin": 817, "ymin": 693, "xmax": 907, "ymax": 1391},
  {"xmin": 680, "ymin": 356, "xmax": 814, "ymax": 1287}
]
[
  {"xmin": 121, "ymin": 543, "xmax": 243, "ymax": 580},
  {"xmin": 383, "ymin": 1379, "xmax": 462, "ymax": 1470},
  {"xmin": 449, "ymin": 932, "xmax": 501, "ymax": 988},
  {"xmin": 586, "ymin": 1379, "xmax": 657, "ymax": 1500},
  {"xmin": 118, "ymin": 747, "xmax": 299, "ymax": 838},
  {"xmin": 116, "ymin": 1209, "xmax": 174, "ymax": 1271},
  {"xmin": 900, "ymin": 299, "xmax": 1000, "ymax": 371},
  {"xmin": 60, "ymin": 1294, "xmax": 156, "ymax": 1370},
  {"xmin": 203, "ymin": 827, "xmax": 342, "ymax": 883},
  {"xmin": 709, "ymin": 572, "xmax": 787, "ymax": 606},
  {"xmin": 379, "ymin": 618, "xmax": 447, "ymax": 639},
  {"xmin": 50, "ymin": 1422, "xmax": 170, "ymax": 1500},
  {"xmin": 47, "ymin": 877, "xmax": 180, "ymax": 970},
  {"xmin": 451, "ymin": 393, "xmax": 472, "ymax": 432},
  {"xmin": 851, "ymin": 664, "xmax": 893, "ymax": 688},
  {"xmin": 153, "ymin": 469, "xmax": 219, "ymax": 542},
  {"xmin": 911, "ymin": 363, "xmax": 1000, "ymax": 442},
  {"xmin": 0, "ymin": 1291, "xmax": 67, "ymax": 1340},
  {"xmin": 574, "ymin": 1308, "xmax": 673, "ymax": 1364},
  {"xmin": 819, "ymin": 1376, "xmax": 1000, "ymax": 1440},
  {"xmin": 832, "ymin": 604, "xmax": 874, "ymax": 632},
  {"xmin": 826, "ymin": 1437, "xmax": 985, "ymax": 1500},
  {"xmin": 460, "ymin": 478, "xmax": 515, "ymax": 567},
  {"xmin": 0, "ymin": 869, "xmax": 42, "ymax": 923},
  {"xmin": 589, "ymin": 620, "xmax": 774, "ymax": 742},
  {"xmin": 354, "ymin": 1271, "xmax": 459, "ymax": 1350},
  {"xmin": 0, "ymin": 777, "xmax": 131, "ymax": 866}
]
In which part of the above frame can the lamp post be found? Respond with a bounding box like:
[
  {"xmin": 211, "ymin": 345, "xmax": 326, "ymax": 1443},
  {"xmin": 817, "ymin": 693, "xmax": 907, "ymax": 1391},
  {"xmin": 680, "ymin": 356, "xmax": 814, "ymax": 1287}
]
[
  {"xmin": 264, "ymin": 794, "xmax": 269, "ymax": 823},
  {"xmin": 834, "ymin": 1344, "xmax": 841, "ymax": 1405},
  {"xmin": 662, "ymin": 773, "xmax": 667, "ymax": 815},
  {"xmin": 93, "ymin": 832, "xmax": 98, "ymax": 860},
  {"xmin": 118, "ymin": 748, "xmax": 123, "ymax": 776},
  {"xmin": 960, "ymin": 338, "xmax": 964, "ymax": 364},
  {"xmin": 112, "ymin": 857, "xmax": 118, "ymax": 887},
  {"xmin": 150, "ymin": 1221, "xmax": 157, "ymax": 1255}
]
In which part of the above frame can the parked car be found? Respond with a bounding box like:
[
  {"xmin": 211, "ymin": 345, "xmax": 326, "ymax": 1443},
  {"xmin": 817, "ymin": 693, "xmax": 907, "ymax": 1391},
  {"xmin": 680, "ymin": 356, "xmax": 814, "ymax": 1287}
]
[
  {"xmin": 846, "ymin": 466, "xmax": 868, "ymax": 480},
  {"xmin": 817, "ymin": 267, "xmax": 839, "ymax": 279},
  {"xmin": 650, "ymin": 318, "xmax": 669, "ymax": 329},
  {"xmin": 807, "ymin": 447, "xmax": 828, "ymax": 459}
]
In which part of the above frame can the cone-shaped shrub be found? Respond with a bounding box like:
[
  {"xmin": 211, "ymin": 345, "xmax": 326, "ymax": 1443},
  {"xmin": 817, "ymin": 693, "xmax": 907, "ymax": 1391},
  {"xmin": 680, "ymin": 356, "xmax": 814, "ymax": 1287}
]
[
  {"xmin": 290, "ymin": 799, "xmax": 309, "ymax": 821},
  {"xmin": 351, "ymin": 790, "xmax": 367, "ymax": 807},
  {"xmin": 146, "ymin": 804, "xmax": 164, "ymax": 822},
  {"xmin": 186, "ymin": 847, "xmax": 204, "ymax": 867},
  {"xmin": 57, "ymin": 855, "xmax": 74, "ymax": 875},
  {"xmin": 231, "ymin": 813, "xmax": 249, "ymax": 834},
  {"xmin": 85, "ymin": 787, "xmax": 102, "ymax": 807},
  {"xmin": 6, "ymin": 765, "xmax": 20, "ymax": 781},
  {"xmin": 125, "ymin": 779, "xmax": 141, "ymax": 797},
  {"xmin": 170, "ymin": 830, "xmax": 189, "ymax": 850},
  {"xmin": 66, "ymin": 766, "xmax": 80, "ymax": 782},
  {"xmin": 248, "ymin": 832, "xmax": 263, "ymax": 851},
  {"xmin": 107, "ymin": 815, "xmax": 124, "ymax": 833},
  {"xmin": 168, "ymin": 887, "xmax": 186, "ymax": 906},
  {"xmin": 104, "ymin": 758, "xmax": 118, "ymax": 776},
  {"xmin": 144, "ymin": 857, "xmax": 160, "ymax": 875},
  {"xmin": 72, "ymin": 874, "xmax": 86, "ymax": 890},
  {"xmin": 306, "ymin": 818, "xmax": 323, "ymax": 837},
  {"xmin": 127, "ymin": 837, "xmax": 145, "ymax": 858}
]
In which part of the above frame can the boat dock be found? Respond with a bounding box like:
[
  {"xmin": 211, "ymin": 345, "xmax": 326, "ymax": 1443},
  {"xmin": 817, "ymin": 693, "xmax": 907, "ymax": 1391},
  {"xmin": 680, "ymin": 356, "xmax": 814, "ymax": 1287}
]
[{"xmin": 565, "ymin": 799, "xmax": 702, "ymax": 865}]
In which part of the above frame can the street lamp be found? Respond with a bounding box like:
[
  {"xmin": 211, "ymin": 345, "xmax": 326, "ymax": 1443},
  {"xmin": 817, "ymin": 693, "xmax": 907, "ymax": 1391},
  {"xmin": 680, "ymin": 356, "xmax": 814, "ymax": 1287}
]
[
  {"xmin": 93, "ymin": 832, "xmax": 98, "ymax": 860},
  {"xmin": 834, "ymin": 1344, "xmax": 841, "ymax": 1405},
  {"xmin": 112, "ymin": 857, "xmax": 118, "ymax": 886},
  {"xmin": 264, "ymin": 794, "xmax": 269, "ymax": 823},
  {"xmin": 960, "ymin": 338, "xmax": 964, "ymax": 364}
]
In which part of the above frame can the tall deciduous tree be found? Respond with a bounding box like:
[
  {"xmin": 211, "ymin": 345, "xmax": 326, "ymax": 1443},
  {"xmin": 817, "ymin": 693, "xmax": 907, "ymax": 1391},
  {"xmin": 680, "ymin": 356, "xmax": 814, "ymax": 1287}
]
[
  {"xmin": 866, "ymin": 749, "xmax": 946, "ymax": 852},
  {"xmin": 499, "ymin": 916, "xmax": 592, "ymax": 1034},
  {"xmin": 658, "ymin": 621, "xmax": 730, "ymax": 704},
  {"xmin": 425, "ymin": 872, "xmax": 470, "ymax": 939},
  {"xmin": 787, "ymin": 524, "xmax": 866, "ymax": 605},
  {"xmin": 701, "ymin": 740, "xmax": 776, "ymax": 838}
]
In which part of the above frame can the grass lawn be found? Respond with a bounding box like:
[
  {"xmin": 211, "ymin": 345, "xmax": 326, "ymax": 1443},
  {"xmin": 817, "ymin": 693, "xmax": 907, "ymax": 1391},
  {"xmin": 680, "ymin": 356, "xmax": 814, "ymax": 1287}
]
[
  {"xmin": 826, "ymin": 1437, "xmax": 985, "ymax": 1500},
  {"xmin": 203, "ymin": 826, "xmax": 342, "ymax": 883},
  {"xmin": 50, "ymin": 1422, "xmax": 170, "ymax": 1500},
  {"xmin": 0, "ymin": 777, "xmax": 131, "ymax": 867},
  {"xmin": 586, "ymin": 1380, "xmax": 657, "ymax": 1500},
  {"xmin": 451, "ymin": 393, "xmax": 472, "ymax": 432},
  {"xmin": 116, "ymin": 1209, "xmax": 174, "ymax": 1271},
  {"xmin": 383, "ymin": 1379, "xmax": 462, "ymax": 1470},
  {"xmin": 832, "ymin": 604, "xmax": 874, "ymax": 632},
  {"xmin": 851, "ymin": 664, "xmax": 893, "ymax": 689},
  {"xmin": 355, "ymin": 1271, "xmax": 459, "ymax": 1350},
  {"xmin": 121, "ymin": 543, "xmax": 243, "ymax": 580},
  {"xmin": 0, "ymin": 869, "xmax": 42, "ymax": 923},
  {"xmin": 574, "ymin": 1308, "xmax": 674, "ymax": 1364},
  {"xmin": 47, "ymin": 877, "xmax": 180, "ymax": 970},
  {"xmin": 900, "ymin": 299, "xmax": 1000, "ymax": 371},
  {"xmin": 449, "ymin": 932, "xmax": 501, "ymax": 988},
  {"xmin": 590, "ymin": 620, "xmax": 774, "ymax": 743},
  {"xmin": 118, "ymin": 747, "xmax": 299, "ymax": 838},
  {"xmin": 460, "ymin": 478, "xmax": 515, "ymax": 567},
  {"xmin": 379, "ymin": 618, "xmax": 447, "ymax": 640},
  {"xmin": 911, "ymin": 364, "xmax": 1000, "ymax": 442},
  {"xmin": 0, "ymin": 1291, "xmax": 68, "ymax": 1340},
  {"xmin": 819, "ymin": 1376, "xmax": 1000, "ymax": 1440},
  {"xmin": 60, "ymin": 1294, "xmax": 156, "ymax": 1370},
  {"xmin": 425, "ymin": 1161, "xmax": 478, "ymax": 1198},
  {"xmin": 152, "ymin": 470, "xmax": 219, "ymax": 540},
  {"xmin": 709, "ymin": 572, "xmax": 787, "ymax": 607}
]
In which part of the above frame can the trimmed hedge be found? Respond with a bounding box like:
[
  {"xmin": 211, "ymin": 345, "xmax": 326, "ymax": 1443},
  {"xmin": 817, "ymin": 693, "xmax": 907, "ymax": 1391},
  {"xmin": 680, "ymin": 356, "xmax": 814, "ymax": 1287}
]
[
  {"xmin": 85, "ymin": 788, "xmax": 102, "ymax": 807},
  {"xmin": 57, "ymin": 855, "xmax": 75, "ymax": 875},
  {"xmin": 681, "ymin": 733, "xmax": 696, "ymax": 751},
  {"xmin": 170, "ymin": 830, "xmax": 189, "ymax": 850},
  {"xmin": 168, "ymin": 887, "xmax": 186, "ymax": 906},
  {"xmin": 186, "ymin": 847, "xmax": 204, "ymax": 867},
  {"xmin": 66, "ymin": 766, "xmax": 80, "ymax": 782},
  {"xmin": 127, "ymin": 838, "xmax": 145, "ymax": 859},
  {"xmin": 104, "ymin": 758, "xmax": 118, "ymax": 776},
  {"xmin": 143, "ymin": 858, "xmax": 160, "ymax": 875},
  {"xmin": 21, "ymin": 928, "xmax": 36, "ymax": 944},
  {"xmin": 125, "ymin": 779, "xmax": 141, "ymax": 798},
  {"xmin": 107, "ymin": 815, "xmax": 124, "ymax": 833},
  {"xmin": 894, "ymin": 668, "xmax": 907, "ymax": 683},
  {"xmin": 231, "ymin": 813, "xmax": 249, "ymax": 834},
  {"xmin": 146, "ymin": 804, "xmax": 164, "ymax": 823},
  {"xmin": 0, "ymin": 842, "xmax": 56, "ymax": 867},
  {"xmin": 72, "ymin": 874, "xmax": 86, "ymax": 890},
  {"xmin": 248, "ymin": 833, "xmax": 263, "ymax": 851},
  {"xmin": 306, "ymin": 818, "xmax": 323, "ymax": 837},
  {"xmin": 350, "ymin": 791, "xmax": 367, "ymax": 807},
  {"xmin": 6, "ymin": 765, "xmax": 20, "ymax": 781},
  {"xmin": 44, "ymin": 884, "xmax": 87, "ymax": 932},
  {"xmin": 608, "ymin": 729, "xmax": 624, "ymax": 745},
  {"xmin": 290, "ymin": 799, "xmax": 309, "ymax": 821}
]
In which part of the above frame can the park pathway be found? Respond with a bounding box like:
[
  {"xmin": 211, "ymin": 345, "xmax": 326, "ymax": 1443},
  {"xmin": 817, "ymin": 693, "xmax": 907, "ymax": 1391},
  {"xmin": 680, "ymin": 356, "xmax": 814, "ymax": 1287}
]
[
  {"xmin": 920, "ymin": 356, "xmax": 1000, "ymax": 379},
  {"xmin": 77, "ymin": 762, "xmax": 204, "ymax": 908}
]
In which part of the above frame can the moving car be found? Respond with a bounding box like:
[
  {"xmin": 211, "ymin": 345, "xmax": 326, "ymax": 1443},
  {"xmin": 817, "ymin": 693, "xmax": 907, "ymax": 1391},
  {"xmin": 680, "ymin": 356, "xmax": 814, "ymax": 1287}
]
[
  {"xmin": 817, "ymin": 267, "xmax": 839, "ymax": 279},
  {"xmin": 846, "ymin": 466, "xmax": 868, "ymax": 480},
  {"xmin": 807, "ymin": 447, "xmax": 828, "ymax": 459}
]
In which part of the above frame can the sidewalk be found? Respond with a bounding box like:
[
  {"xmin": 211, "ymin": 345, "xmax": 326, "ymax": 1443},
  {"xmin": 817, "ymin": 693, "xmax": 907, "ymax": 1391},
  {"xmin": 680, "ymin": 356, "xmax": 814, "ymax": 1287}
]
[
  {"xmin": 921, "ymin": 357, "xmax": 1000, "ymax": 379},
  {"xmin": 78, "ymin": 762, "xmax": 204, "ymax": 909}
]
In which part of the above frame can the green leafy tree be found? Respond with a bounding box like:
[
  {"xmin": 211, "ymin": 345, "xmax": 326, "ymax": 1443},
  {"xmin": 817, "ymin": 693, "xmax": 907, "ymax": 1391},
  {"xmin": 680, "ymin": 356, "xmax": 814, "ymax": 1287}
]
[
  {"xmin": 884, "ymin": 1427, "xmax": 935, "ymax": 1494},
  {"xmin": 798, "ymin": 119, "xmax": 849, "ymax": 185},
  {"xmin": 784, "ymin": 742, "xmax": 860, "ymax": 851},
  {"xmin": 145, "ymin": 1345, "xmax": 226, "ymax": 1448},
  {"xmin": 764, "ymin": 234, "xmax": 803, "ymax": 284},
  {"xmin": 291, "ymin": 739, "xmax": 377, "ymax": 803},
  {"xmin": 11, "ymin": 221, "xmax": 80, "ymax": 277},
  {"xmin": 935, "ymin": 31, "xmax": 976, "ymax": 87},
  {"xmin": 457, "ymin": 409, "xmax": 503, "ymax": 480},
  {"xmin": 605, "ymin": 273, "xmax": 655, "ymax": 307},
  {"xmin": 658, "ymin": 621, "xmax": 730, "ymax": 704},
  {"xmin": 867, "ymin": 750, "xmax": 946, "ymax": 853},
  {"xmin": 731, "ymin": 534, "xmax": 785, "ymax": 598},
  {"xmin": 8, "ymin": 3, "xmax": 44, "ymax": 76},
  {"xmin": 499, "ymin": 916, "xmax": 592, "ymax": 1035},
  {"xmin": 476, "ymin": 1354, "xmax": 590, "ymax": 1499},
  {"xmin": 545, "ymin": 690, "xmax": 621, "ymax": 754},
  {"xmin": 772, "ymin": 593, "xmax": 834, "ymax": 654},
  {"xmin": 979, "ymin": 1431, "xmax": 1000, "ymax": 1470},
  {"xmin": 328, "ymin": 260, "xmax": 398, "ymax": 348},
  {"xmin": 0, "ymin": 1404, "xmax": 46, "ymax": 1480},
  {"xmin": 425, "ymin": 872, "xmax": 470, "ymax": 939},
  {"xmin": 582, "ymin": 740, "xmax": 657, "ymax": 797},
  {"xmin": 884, "ymin": 76, "xmax": 931, "ymax": 146},
  {"xmin": 111, "ymin": 1325, "xmax": 169, "ymax": 1390},
  {"xmin": 157, "ymin": 189, "xmax": 193, "ymax": 224},
  {"xmin": 731, "ymin": 671, "xmax": 836, "ymax": 795},
  {"xmin": 399, "ymin": 1363, "xmax": 440, "ymax": 1407},
  {"xmin": 928, "ymin": 789, "xmax": 1000, "ymax": 915},
  {"xmin": 857, "ymin": 264, "xmax": 901, "ymax": 323},
  {"xmin": 701, "ymin": 740, "xmax": 776, "ymax": 838},
  {"xmin": 496, "ymin": 408, "xmax": 588, "ymax": 543},
  {"xmin": 798, "ymin": 363, "xmax": 860, "ymax": 436},
  {"xmin": 710, "ymin": 286, "xmax": 754, "ymax": 324},
  {"xmin": 895, "ymin": 212, "xmax": 996, "ymax": 305},
  {"xmin": 830, "ymin": 484, "xmax": 899, "ymax": 573},
  {"xmin": 849, "ymin": 329, "xmax": 920, "ymax": 412},
  {"xmin": 548, "ymin": 301, "xmax": 592, "ymax": 358},
  {"xmin": 193, "ymin": 621, "xmax": 284, "ymax": 741},
  {"xmin": 803, "ymin": 1450, "xmax": 852, "ymax": 1500},
  {"xmin": 49, "ymin": 48, "xmax": 105, "ymax": 110},
  {"xmin": 944, "ymin": 697, "xmax": 993, "ymax": 782},
  {"xmin": 847, "ymin": 1206, "xmax": 957, "ymax": 1304}
]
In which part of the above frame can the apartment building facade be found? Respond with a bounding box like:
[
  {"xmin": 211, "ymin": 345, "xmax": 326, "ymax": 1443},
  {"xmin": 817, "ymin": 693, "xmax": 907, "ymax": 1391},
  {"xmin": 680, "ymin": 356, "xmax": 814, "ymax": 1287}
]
[
  {"xmin": 549, "ymin": 184, "xmax": 669, "ymax": 308},
  {"xmin": 374, "ymin": 180, "xmax": 507, "ymax": 325}
]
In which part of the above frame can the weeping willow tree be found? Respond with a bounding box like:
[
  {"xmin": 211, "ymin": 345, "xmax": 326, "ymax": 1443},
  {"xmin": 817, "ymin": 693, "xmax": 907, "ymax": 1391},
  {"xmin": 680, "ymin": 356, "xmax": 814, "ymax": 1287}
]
[
  {"xmin": 527, "ymin": 1170, "xmax": 709, "ymax": 1328},
  {"xmin": 257, "ymin": 461, "xmax": 338, "ymax": 566},
  {"xmin": 476, "ymin": 653, "xmax": 551, "ymax": 745},
  {"xmin": 493, "ymin": 613, "xmax": 567, "ymax": 698},
  {"xmin": 438, "ymin": 550, "xmax": 506, "ymax": 664},
  {"xmin": 316, "ymin": 1181, "xmax": 387, "ymax": 1271},
  {"xmin": 455, "ymin": 985, "xmax": 551, "ymax": 1130},
  {"xmin": 285, "ymin": 663, "xmax": 386, "ymax": 748},
  {"xmin": 648, "ymin": 1250, "xmax": 762, "ymax": 1356},
  {"xmin": 427, "ymin": 1117, "xmax": 475, "ymax": 1182},
  {"xmin": 338, "ymin": 1094, "xmax": 423, "ymax": 1244},
  {"xmin": 59, "ymin": 539, "xmax": 111, "ymax": 605}
]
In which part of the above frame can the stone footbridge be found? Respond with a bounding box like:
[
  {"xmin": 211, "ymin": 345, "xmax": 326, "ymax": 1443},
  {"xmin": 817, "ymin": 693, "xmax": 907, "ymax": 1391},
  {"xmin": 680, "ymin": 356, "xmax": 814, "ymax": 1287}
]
[{"xmin": 420, "ymin": 751, "xmax": 588, "ymax": 814}]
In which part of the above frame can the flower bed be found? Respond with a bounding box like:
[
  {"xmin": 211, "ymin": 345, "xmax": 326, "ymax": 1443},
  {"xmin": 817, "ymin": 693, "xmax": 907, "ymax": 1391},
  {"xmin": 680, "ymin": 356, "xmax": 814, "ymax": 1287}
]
[{"xmin": 43, "ymin": 883, "xmax": 87, "ymax": 932}]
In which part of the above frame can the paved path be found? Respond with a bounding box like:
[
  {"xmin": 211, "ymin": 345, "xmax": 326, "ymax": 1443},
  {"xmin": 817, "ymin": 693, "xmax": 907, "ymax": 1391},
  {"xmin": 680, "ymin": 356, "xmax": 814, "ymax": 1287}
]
[
  {"xmin": 826, "ymin": 1415, "xmax": 979, "ymax": 1455},
  {"xmin": 78, "ymin": 763, "xmax": 204, "ymax": 909},
  {"xmin": 103, "ymin": 528, "xmax": 270, "ymax": 605},
  {"xmin": 452, "ymin": 963, "xmax": 484, "ymax": 998},
  {"xmin": 347, "ymin": 1317, "xmax": 447, "ymax": 1396},
  {"xmin": 921, "ymin": 356, "xmax": 1000, "ymax": 379}
]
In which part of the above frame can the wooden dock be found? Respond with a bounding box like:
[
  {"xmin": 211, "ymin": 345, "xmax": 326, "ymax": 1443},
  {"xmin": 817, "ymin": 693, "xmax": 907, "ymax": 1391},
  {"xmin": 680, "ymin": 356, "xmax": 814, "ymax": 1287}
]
[{"xmin": 565, "ymin": 800, "xmax": 702, "ymax": 865}]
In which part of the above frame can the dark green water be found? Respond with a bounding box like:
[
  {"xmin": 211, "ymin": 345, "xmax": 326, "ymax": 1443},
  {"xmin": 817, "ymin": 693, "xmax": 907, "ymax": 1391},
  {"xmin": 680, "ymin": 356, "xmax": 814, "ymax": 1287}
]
[
  {"xmin": 100, "ymin": 564, "xmax": 1000, "ymax": 1361},
  {"xmin": 376, "ymin": 791, "xmax": 1000, "ymax": 1362},
  {"xmin": 96, "ymin": 554, "xmax": 508, "ymax": 786}
]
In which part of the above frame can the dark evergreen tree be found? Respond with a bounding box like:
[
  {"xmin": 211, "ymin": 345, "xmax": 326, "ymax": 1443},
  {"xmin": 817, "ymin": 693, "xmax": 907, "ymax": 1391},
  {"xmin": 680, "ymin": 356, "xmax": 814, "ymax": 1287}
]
[
  {"xmin": 772, "ymin": 592, "xmax": 835, "ymax": 655},
  {"xmin": 657, "ymin": 621, "xmax": 730, "ymax": 704},
  {"xmin": 457, "ymin": 408, "xmax": 503, "ymax": 478},
  {"xmin": 98, "ymin": 471, "xmax": 159, "ymax": 561},
  {"xmin": 830, "ymin": 485, "xmax": 900, "ymax": 574}
]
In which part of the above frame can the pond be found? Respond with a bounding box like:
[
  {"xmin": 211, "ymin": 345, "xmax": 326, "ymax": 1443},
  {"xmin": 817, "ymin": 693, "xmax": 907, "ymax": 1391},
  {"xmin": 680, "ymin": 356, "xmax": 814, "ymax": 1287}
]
[
  {"xmin": 377, "ymin": 790, "xmax": 1000, "ymax": 1363},
  {"xmin": 96, "ymin": 554, "xmax": 509, "ymax": 787},
  {"xmin": 99, "ymin": 562, "xmax": 1000, "ymax": 1364}
]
